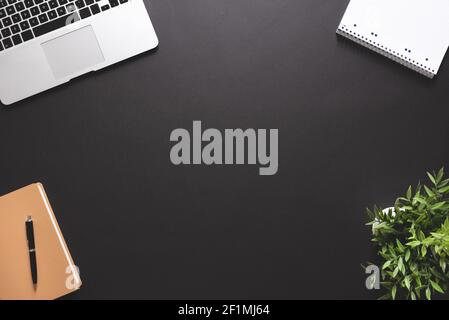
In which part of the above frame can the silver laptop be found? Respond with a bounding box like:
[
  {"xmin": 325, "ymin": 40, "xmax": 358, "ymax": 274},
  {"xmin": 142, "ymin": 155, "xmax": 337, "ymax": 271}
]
[{"xmin": 0, "ymin": 0, "xmax": 158, "ymax": 105}]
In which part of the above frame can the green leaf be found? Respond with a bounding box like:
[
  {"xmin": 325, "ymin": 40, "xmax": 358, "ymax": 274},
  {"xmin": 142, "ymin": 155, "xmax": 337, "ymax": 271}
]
[
  {"xmin": 405, "ymin": 249, "xmax": 411, "ymax": 262},
  {"xmin": 427, "ymin": 172, "xmax": 436, "ymax": 185},
  {"xmin": 443, "ymin": 218, "xmax": 449, "ymax": 231},
  {"xmin": 436, "ymin": 167, "xmax": 444, "ymax": 184},
  {"xmin": 426, "ymin": 287, "xmax": 431, "ymax": 300},
  {"xmin": 440, "ymin": 259, "xmax": 446, "ymax": 272},
  {"xmin": 431, "ymin": 201, "xmax": 446, "ymax": 210},
  {"xmin": 415, "ymin": 287, "xmax": 422, "ymax": 299},
  {"xmin": 439, "ymin": 185, "xmax": 449, "ymax": 193},
  {"xmin": 416, "ymin": 276, "xmax": 422, "ymax": 288},
  {"xmin": 430, "ymin": 280, "xmax": 444, "ymax": 294},
  {"xmin": 424, "ymin": 185, "xmax": 435, "ymax": 197},
  {"xmin": 439, "ymin": 178, "xmax": 449, "ymax": 188},
  {"xmin": 411, "ymin": 291, "xmax": 417, "ymax": 300},
  {"xmin": 418, "ymin": 231, "xmax": 426, "ymax": 241},
  {"xmin": 406, "ymin": 186, "xmax": 412, "ymax": 200},
  {"xmin": 406, "ymin": 240, "xmax": 421, "ymax": 248},
  {"xmin": 392, "ymin": 267, "xmax": 399, "ymax": 278},
  {"xmin": 421, "ymin": 245, "xmax": 427, "ymax": 257},
  {"xmin": 413, "ymin": 197, "xmax": 427, "ymax": 206},
  {"xmin": 392, "ymin": 285, "xmax": 397, "ymax": 300},
  {"xmin": 382, "ymin": 260, "xmax": 392, "ymax": 270},
  {"xmin": 430, "ymin": 232, "xmax": 445, "ymax": 240},
  {"xmin": 396, "ymin": 239, "xmax": 405, "ymax": 252},
  {"xmin": 404, "ymin": 276, "xmax": 411, "ymax": 290},
  {"xmin": 430, "ymin": 280, "xmax": 445, "ymax": 294},
  {"xmin": 398, "ymin": 257, "xmax": 405, "ymax": 274}
]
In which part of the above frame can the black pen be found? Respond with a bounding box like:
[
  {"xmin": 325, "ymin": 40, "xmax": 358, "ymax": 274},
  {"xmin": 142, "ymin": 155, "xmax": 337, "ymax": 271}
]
[{"xmin": 26, "ymin": 216, "xmax": 38, "ymax": 290}]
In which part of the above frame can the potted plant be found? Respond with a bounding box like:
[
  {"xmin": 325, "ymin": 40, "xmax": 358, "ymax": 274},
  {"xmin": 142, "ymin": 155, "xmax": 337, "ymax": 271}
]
[{"xmin": 367, "ymin": 168, "xmax": 449, "ymax": 300}]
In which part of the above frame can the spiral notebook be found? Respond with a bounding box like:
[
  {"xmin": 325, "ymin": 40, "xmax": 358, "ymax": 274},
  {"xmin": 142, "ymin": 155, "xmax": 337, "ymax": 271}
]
[{"xmin": 337, "ymin": 0, "xmax": 449, "ymax": 78}]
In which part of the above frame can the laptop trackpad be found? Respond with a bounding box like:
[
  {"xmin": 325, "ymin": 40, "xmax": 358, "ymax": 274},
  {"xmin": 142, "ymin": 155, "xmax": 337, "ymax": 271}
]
[{"xmin": 42, "ymin": 26, "xmax": 105, "ymax": 79}]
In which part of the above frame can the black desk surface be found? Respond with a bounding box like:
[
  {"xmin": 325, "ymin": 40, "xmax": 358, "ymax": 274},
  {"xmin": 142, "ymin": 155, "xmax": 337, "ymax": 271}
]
[{"xmin": 1, "ymin": 0, "xmax": 448, "ymax": 299}]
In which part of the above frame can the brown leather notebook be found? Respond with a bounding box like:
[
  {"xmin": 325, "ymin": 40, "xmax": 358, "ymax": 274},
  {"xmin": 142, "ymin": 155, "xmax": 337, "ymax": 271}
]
[{"xmin": 0, "ymin": 183, "xmax": 81, "ymax": 300}]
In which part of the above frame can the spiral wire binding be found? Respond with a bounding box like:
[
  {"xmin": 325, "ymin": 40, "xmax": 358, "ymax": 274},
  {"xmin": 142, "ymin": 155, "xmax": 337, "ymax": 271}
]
[{"xmin": 337, "ymin": 25, "xmax": 435, "ymax": 78}]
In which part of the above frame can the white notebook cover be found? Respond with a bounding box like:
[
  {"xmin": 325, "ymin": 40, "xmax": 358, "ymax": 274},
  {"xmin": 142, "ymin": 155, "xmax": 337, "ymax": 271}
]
[{"xmin": 337, "ymin": 0, "xmax": 449, "ymax": 78}]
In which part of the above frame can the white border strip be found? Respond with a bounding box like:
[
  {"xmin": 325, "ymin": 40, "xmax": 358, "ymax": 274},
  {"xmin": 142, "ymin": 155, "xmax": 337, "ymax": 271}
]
[{"xmin": 37, "ymin": 184, "xmax": 82, "ymax": 287}]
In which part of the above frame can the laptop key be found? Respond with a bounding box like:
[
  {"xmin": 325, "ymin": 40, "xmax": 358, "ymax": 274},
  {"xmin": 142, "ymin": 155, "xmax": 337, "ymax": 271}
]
[
  {"xmin": 29, "ymin": 16, "xmax": 37, "ymax": 26},
  {"xmin": 11, "ymin": 33, "xmax": 21, "ymax": 44},
  {"xmin": 14, "ymin": 1, "xmax": 24, "ymax": 11},
  {"xmin": 19, "ymin": 19, "xmax": 29, "ymax": 29},
  {"xmin": 30, "ymin": 6, "xmax": 39, "ymax": 15},
  {"xmin": 47, "ymin": 9, "xmax": 56, "ymax": 19},
  {"xmin": 0, "ymin": 42, "xmax": 3, "ymax": 51},
  {"xmin": 11, "ymin": 13, "xmax": 21, "ymax": 23},
  {"xmin": 5, "ymin": 4, "xmax": 14, "ymax": 14},
  {"xmin": 1, "ymin": 28, "xmax": 11, "ymax": 38},
  {"xmin": 79, "ymin": 6, "xmax": 89, "ymax": 18},
  {"xmin": 100, "ymin": 4, "xmax": 108, "ymax": 11},
  {"xmin": 89, "ymin": 3, "xmax": 99, "ymax": 14},
  {"xmin": 20, "ymin": 28, "xmax": 32, "ymax": 41},
  {"xmin": 33, "ymin": 12, "xmax": 79, "ymax": 37},
  {"xmin": 37, "ymin": 12, "xmax": 47, "ymax": 23},
  {"xmin": 0, "ymin": 8, "xmax": 5, "ymax": 18},
  {"xmin": 1, "ymin": 27, "xmax": 11, "ymax": 37},
  {"xmin": 109, "ymin": 0, "xmax": 117, "ymax": 7},
  {"xmin": 56, "ymin": 5, "xmax": 65, "ymax": 15},
  {"xmin": 10, "ymin": 23, "xmax": 20, "ymax": 33},
  {"xmin": 3, "ymin": 18, "xmax": 11, "ymax": 28},
  {"xmin": 0, "ymin": 0, "xmax": 6, "ymax": 8},
  {"xmin": 20, "ymin": 8, "xmax": 29, "ymax": 18},
  {"xmin": 2, "ymin": 37, "xmax": 12, "ymax": 48},
  {"xmin": 39, "ymin": 2, "xmax": 48, "ymax": 12}
]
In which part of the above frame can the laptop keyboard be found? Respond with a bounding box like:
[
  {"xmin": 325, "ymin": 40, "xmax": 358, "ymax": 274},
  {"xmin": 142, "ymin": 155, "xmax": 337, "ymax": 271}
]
[{"xmin": 0, "ymin": 0, "xmax": 128, "ymax": 52}]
